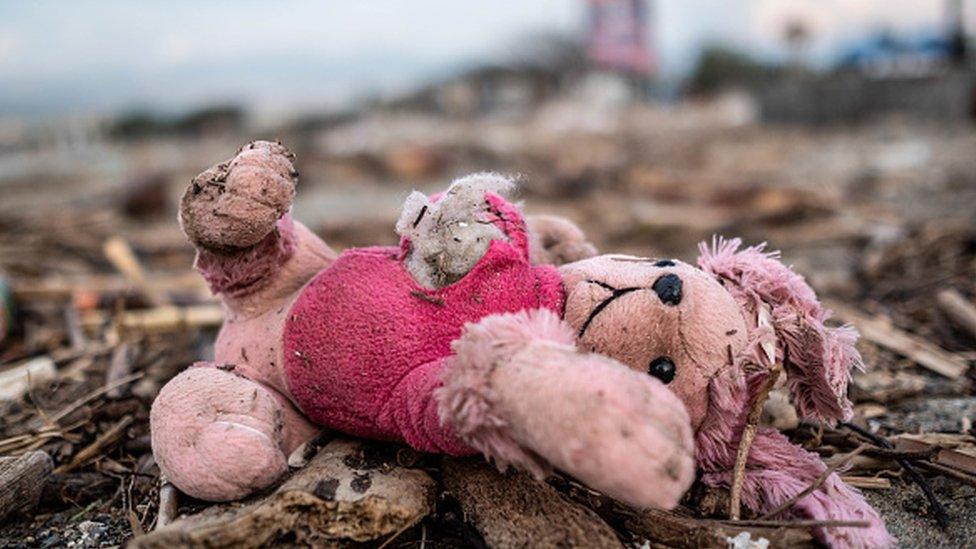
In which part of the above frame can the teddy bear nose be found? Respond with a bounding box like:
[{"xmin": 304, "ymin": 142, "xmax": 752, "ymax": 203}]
[
  {"xmin": 653, "ymin": 259, "xmax": 675, "ymax": 267},
  {"xmin": 652, "ymin": 273, "xmax": 682, "ymax": 305}
]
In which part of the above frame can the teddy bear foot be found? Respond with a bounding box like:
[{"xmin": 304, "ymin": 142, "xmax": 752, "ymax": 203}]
[
  {"xmin": 150, "ymin": 363, "xmax": 315, "ymax": 501},
  {"xmin": 526, "ymin": 214, "xmax": 598, "ymax": 265}
]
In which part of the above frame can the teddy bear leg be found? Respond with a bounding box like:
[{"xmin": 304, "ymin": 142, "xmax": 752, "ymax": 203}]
[
  {"xmin": 439, "ymin": 309, "xmax": 697, "ymax": 510},
  {"xmin": 181, "ymin": 141, "xmax": 337, "ymax": 315},
  {"xmin": 150, "ymin": 363, "xmax": 319, "ymax": 501},
  {"xmin": 525, "ymin": 214, "xmax": 597, "ymax": 265}
]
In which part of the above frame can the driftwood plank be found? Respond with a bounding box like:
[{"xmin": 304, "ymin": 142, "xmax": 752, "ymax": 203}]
[
  {"xmin": 827, "ymin": 300, "xmax": 969, "ymax": 379},
  {"xmin": 442, "ymin": 458, "xmax": 623, "ymax": 548},
  {"xmin": 130, "ymin": 438, "xmax": 435, "ymax": 548},
  {"xmin": 937, "ymin": 289, "xmax": 976, "ymax": 340},
  {"xmin": 0, "ymin": 451, "xmax": 53, "ymax": 521}
]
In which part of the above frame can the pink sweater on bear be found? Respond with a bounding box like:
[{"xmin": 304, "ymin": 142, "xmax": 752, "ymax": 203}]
[{"xmin": 283, "ymin": 194, "xmax": 565, "ymax": 454}]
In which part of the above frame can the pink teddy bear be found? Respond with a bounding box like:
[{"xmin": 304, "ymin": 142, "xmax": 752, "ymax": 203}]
[{"xmin": 151, "ymin": 142, "xmax": 891, "ymax": 548}]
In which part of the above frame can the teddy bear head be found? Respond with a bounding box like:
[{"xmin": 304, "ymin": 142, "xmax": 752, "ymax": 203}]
[{"xmin": 559, "ymin": 237, "xmax": 861, "ymax": 436}]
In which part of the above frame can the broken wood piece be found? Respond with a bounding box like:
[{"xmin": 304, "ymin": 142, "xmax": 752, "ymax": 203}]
[
  {"xmin": 56, "ymin": 415, "xmax": 134, "ymax": 473},
  {"xmin": 0, "ymin": 356, "xmax": 56, "ymax": 401},
  {"xmin": 80, "ymin": 304, "xmax": 223, "ymax": 334},
  {"xmin": 937, "ymin": 289, "xmax": 976, "ymax": 340},
  {"xmin": 103, "ymin": 236, "xmax": 169, "ymax": 306},
  {"xmin": 105, "ymin": 342, "xmax": 136, "ymax": 399},
  {"xmin": 441, "ymin": 457, "xmax": 622, "ymax": 548},
  {"xmin": 626, "ymin": 508, "xmax": 814, "ymax": 548},
  {"xmin": 156, "ymin": 481, "xmax": 179, "ymax": 530},
  {"xmin": 827, "ymin": 300, "xmax": 969, "ymax": 379},
  {"xmin": 131, "ymin": 438, "xmax": 435, "ymax": 548},
  {"xmin": 892, "ymin": 434, "xmax": 976, "ymax": 477},
  {"xmin": 0, "ymin": 450, "xmax": 53, "ymax": 521},
  {"xmin": 839, "ymin": 476, "xmax": 891, "ymax": 490}
]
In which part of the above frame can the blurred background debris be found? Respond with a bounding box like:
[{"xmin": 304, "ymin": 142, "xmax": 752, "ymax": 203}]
[{"xmin": 1, "ymin": 0, "xmax": 975, "ymax": 547}]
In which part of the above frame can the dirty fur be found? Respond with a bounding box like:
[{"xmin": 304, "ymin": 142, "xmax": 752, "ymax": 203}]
[{"xmin": 396, "ymin": 173, "xmax": 516, "ymax": 288}]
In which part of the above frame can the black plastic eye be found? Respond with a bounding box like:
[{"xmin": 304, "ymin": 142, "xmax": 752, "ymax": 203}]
[
  {"xmin": 648, "ymin": 357, "xmax": 676, "ymax": 384},
  {"xmin": 652, "ymin": 273, "xmax": 683, "ymax": 306},
  {"xmin": 653, "ymin": 259, "xmax": 676, "ymax": 267}
]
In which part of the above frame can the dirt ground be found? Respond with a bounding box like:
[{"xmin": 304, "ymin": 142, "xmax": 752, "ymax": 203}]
[{"xmin": 0, "ymin": 101, "xmax": 974, "ymax": 547}]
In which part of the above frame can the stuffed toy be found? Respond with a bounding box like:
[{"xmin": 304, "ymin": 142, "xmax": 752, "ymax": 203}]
[{"xmin": 151, "ymin": 141, "xmax": 891, "ymax": 548}]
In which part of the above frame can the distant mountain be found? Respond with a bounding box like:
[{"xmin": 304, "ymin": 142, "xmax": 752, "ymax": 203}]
[{"xmin": 0, "ymin": 52, "xmax": 460, "ymax": 118}]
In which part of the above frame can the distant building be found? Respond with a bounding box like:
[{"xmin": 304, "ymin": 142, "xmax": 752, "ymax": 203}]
[
  {"xmin": 838, "ymin": 33, "xmax": 957, "ymax": 79},
  {"xmin": 584, "ymin": 0, "xmax": 654, "ymax": 77}
]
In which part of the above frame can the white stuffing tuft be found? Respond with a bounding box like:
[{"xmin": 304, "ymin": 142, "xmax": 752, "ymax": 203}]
[{"xmin": 396, "ymin": 173, "xmax": 516, "ymax": 288}]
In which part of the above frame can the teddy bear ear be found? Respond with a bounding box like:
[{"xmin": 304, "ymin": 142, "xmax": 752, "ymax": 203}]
[{"xmin": 697, "ymin": 236, "xmax": 862, "ymax": 424}]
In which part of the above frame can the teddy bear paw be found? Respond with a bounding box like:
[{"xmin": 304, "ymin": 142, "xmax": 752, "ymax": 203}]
[{"xmin": 180, "ymin": 140, "xmax": 298, "ymax": 252}]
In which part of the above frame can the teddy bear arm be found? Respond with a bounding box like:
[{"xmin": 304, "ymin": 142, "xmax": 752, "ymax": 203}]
[
  {"xmin": 150, "ymin": 363, "xmax": 320, "ymax": 501},
  {"xmin": 377, "ymin": 357, "xmax": 476, "ymax": 456},
  {"xmin": 439, "ymin": 308, "xmax": 697, "ymax": 510},
  {"xmin": 182, "ymin": 141, "xmax": 337, "ymax": 316}
]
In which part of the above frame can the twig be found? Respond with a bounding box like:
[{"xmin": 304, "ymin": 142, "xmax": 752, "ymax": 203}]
[
  {"xmin": 728, "ymin": 363, "xmax": 781, "ymax": 520},
  {"xmin": 47, "ymin": 372, "xmax": 144, "ymax": 425},
  {"xmin": 916, "ymin": 461, "xmax": 976, "ymax": 489},
  {"xmin": 105, "ymin": 342, "xmax": 135, "ymax": 399},
  {"xmin": 843, "ymin": 422, "xmax": 949, "ymax": 528},
  {"xmin": 715, "ymin": 518, "xmax": 871, "ymax": 529},
  {"xmin": 759, "ymin": 445, "xmax": 868, "ymax": 520},
  {"xmin": 55, "ymin": 416, "xmax": 134, "ymax": 473},
  {"xmin": 155, "ymin": 481, "xmax": 179, "ymax": 530},
  {"xmin": 862, "ymin": 445, "xmax": 941, "ymax": 461}
]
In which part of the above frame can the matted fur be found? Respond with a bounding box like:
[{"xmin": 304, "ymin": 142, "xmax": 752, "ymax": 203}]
[
  {"xmin": 694, "ymin": 236, "xmax": 891, "ymax": 547},
  {"xmin": 396, "ymin": 173, "xmax": 517, "ymax": 288},
  {"xmin": 437, "ymin": 308, "xmax": 576, "ymax": 478},
  {"xmin": 194, "ymin": 214, "xmax": 297, "ymax": 297},
  {"xmin": 697, "ymin": 236, "xmax": 861, "ymax": 424}
]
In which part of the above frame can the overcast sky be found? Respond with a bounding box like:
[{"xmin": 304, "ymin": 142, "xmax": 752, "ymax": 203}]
[{"xmin": 0, "ymin": 0, "xmax": 968, "ymax": 117}]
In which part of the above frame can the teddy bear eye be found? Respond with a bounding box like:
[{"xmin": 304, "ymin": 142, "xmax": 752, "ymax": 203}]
[{"xmin": 648, "ymin": 356, "xmax": 676, "ymax": 384}]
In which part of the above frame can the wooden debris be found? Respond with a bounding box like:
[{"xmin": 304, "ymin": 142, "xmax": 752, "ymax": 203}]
[
  {"xmin": 852, "ymin": 370, "xmax": 970, "ymax": 402},
  {"xmin": 840, "ymin": 476, "xmax": 891, "ymax": 490},
  {"xmin": 937, "ymin": 289, "xmax": 976, "ymax": 340},
  {"xmin": 760, "ymin": 445, "xmax": 867, "ymax": 520},
  {"xmin": 156, "ymin": 481, "xmax": 180, "ymax": 530},
  {"xmin": 892, "ymin": 433, "xmax": 976, "ymax": 477},
  {"xmin": 131, "ymin": 438, "xmax": 435, "ymax": 548},
  {"xmin": 827, "ymin": 300, "xmax": 969, "ymax": 379},
  {"xmin": 0, "ymin": 355, "xmax": 56, "ymax": 401},
  {"xmin": 56, "ymin": 416, "xmax": 134, "ymax": 473},
  {"xmin": 843, "ymin": 422, "xmax": 949, "ymax": 528},
  {"xmin": 0, "ymin": 451, "xmax": 53, "ymax": 521},
  {"xmin": 625, "ymin": 508, "xmax": 814, "ymax": 548},
  {"xmin": 729, "ymin": 361, "xmax": 781, "ymax": 520},
  {"xmin": 80, "ymin": 304, "xmax": 223, "ymax": 334},
  {"xmin": 105, "ymin": 341, "xmax": 136, "ymax": 399},
  {"xmin": 441, "ymin": 458, "xmax": 623, "ymax": 548},
  {"xmin": 103, "ymin": 236, "xmax": 169, "ymax": 306}
]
